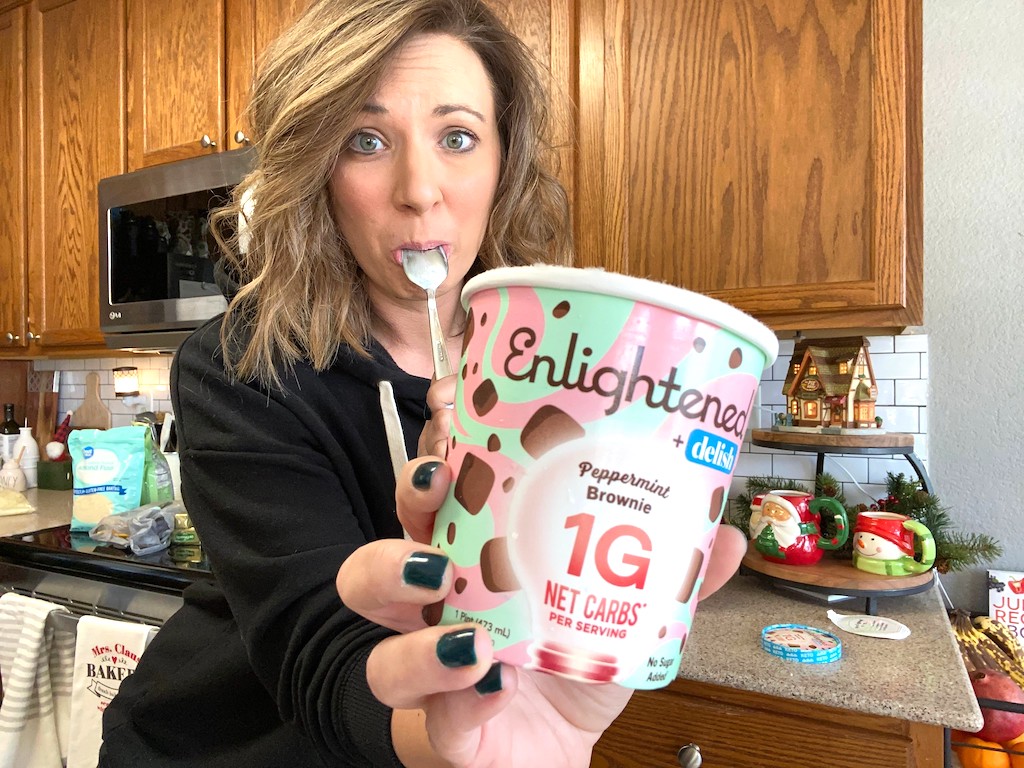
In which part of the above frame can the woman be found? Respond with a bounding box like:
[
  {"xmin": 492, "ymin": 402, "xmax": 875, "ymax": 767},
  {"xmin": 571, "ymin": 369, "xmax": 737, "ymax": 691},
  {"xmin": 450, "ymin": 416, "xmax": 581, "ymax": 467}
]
[{"xmin": 99, "ymin": 1, "xmax": 746, "ymax": 766}]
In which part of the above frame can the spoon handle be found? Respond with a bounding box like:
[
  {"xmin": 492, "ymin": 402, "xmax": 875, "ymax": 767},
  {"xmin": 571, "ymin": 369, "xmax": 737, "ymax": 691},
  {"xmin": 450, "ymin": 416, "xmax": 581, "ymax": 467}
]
[{"xmin": 426, "ymin": 289, "xmax": 454, "ymax": 379}]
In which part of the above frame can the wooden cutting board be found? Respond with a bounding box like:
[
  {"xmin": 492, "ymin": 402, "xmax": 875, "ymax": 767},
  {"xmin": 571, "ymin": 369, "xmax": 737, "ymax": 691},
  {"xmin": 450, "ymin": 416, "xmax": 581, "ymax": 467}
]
[
  {"xmin": 30, "ymin": 370, "xmax": 60, "ymax": 450},
  {"xmin": 75, "ymin": 372, "xmax": 112, "ymax": 430}
]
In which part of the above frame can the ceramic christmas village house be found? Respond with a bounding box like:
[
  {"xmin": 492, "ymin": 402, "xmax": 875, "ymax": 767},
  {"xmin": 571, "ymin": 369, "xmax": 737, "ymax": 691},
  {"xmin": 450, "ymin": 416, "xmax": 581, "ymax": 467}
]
[{"xmin": 777, "ymin": 336, "xmax": 881, "ymax": 433}]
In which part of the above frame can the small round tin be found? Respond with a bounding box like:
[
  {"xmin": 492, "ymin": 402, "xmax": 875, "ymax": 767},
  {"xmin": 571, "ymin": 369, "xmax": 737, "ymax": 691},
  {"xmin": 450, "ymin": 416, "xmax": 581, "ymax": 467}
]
[{"xmin": 761, "ymin": 623, "xmax": 842, "ymax": 664}]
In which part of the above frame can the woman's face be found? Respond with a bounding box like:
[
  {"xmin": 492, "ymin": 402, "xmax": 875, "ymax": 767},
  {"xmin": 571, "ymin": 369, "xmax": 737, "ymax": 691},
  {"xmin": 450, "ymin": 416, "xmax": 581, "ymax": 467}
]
[{"xmin": 330, "ymin": 33, "xmax": 501, "ymax": 308}]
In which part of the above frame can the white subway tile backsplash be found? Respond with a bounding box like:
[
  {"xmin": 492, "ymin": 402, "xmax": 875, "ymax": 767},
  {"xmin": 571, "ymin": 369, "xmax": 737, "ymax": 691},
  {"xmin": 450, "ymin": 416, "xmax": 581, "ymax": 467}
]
[
  {"xmin": 875, "ymin": 405, "xmax": 920, "ymax": 433},
  {"xmin": 894, "ymin": 333, "xmax": 929, "ymax": 353},
  {"xmin": 40, "ymin": 333, "xmax": 932, "ymax": 513},
  {"xmin": 822, "ymin": 455, "xmax": 869, "ymax": 484},
  {"xmin": 35, "ymin": 355, "xmax": 174, "ymax": 425},
  {"xmin": 874, "ymin": 379, "xmax": 896, "ymax": 406},
  {"xmin": 734, "ymin": 452, "xmax": 775, "ymax": 477},
  {"xmin": 870, "ymin": 353, "xmax": 922, "ymax": 379},
  {"xmin": 866, "ymin": 336, "xmax": 896, "ymax": 354},
  {"xmin": 770, "ymin": 454, "xmax": 818, "ymax": 481},
  {"xmin": 895, "ymin": 379, "xmax": 929, "ymax": 406}
]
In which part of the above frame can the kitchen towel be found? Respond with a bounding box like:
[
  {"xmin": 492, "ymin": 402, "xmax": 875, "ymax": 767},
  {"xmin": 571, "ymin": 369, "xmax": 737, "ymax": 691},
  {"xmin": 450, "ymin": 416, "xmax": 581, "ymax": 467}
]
[
  {"xmin": 0, "ymin": 591, "xmax": 76, "ymax": 768},
  {"xmin": 66, "ymin": 615, "xmax": 157, "ymax": 768}
]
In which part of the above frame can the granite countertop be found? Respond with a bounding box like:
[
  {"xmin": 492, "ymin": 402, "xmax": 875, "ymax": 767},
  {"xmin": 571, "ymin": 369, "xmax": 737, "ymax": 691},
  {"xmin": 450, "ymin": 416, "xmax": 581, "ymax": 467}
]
[
  {"xmin": 683, "ymin": 572, "xmax": 983, "ymax": 731},
  {"xmin": 0, "ymin": 488, "xmax": 74, "ymax": 537},
  {"xmin": 3, "ymin": 489, "xmax": 983, "ymax": 732}
]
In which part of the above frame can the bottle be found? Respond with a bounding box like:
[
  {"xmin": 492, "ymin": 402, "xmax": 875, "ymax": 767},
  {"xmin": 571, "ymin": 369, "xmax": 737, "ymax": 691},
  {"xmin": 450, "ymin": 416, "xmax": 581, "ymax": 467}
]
[
  {"xmin": 13, "ymin": 426, "xmax": 39, "ymax": 489},
  {"xmin": 1, "ymin": 404, "xmax": 19, "ymax": 462}
]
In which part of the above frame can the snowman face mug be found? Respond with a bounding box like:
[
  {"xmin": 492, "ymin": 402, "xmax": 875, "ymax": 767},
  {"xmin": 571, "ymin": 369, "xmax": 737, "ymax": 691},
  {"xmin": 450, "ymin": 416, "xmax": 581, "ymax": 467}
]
[{"xmin": 852, "ymin": 511, "xmax": 935, "ymax": 576}]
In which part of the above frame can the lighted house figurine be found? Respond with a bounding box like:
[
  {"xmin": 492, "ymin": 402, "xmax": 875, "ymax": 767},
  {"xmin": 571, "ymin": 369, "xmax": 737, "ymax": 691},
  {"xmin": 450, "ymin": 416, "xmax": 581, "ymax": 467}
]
[{"xmin": 780, "ymin": 336, "xmax": 881, "ymax": 433}]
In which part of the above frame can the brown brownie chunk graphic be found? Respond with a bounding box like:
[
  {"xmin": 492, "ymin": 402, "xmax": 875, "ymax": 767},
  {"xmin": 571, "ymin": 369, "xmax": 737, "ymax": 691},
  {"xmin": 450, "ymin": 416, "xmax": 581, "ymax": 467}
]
[
  {"xmin": 461, "ymin": 308, "xmax": 475, "ymax": 354},
  {"xmin": 446, "ymin": 522, "xmax": 457, "ymax": 545},
  {"xmin": 676, "ymin": 548, "xmax": 704, "ymax": 603},
  {"xmin": 520, "ymin": 405, "xmax": 585, "ymax": 458},
  {"xmin": 454, "ymin": 453, "xmax": 494, "ymax": 515},
  {"xmin": 472, "ymin": 379, "xmax": 499, "ymax": 416},
  {"xmin": 693, "ymin": 337, "xmax": 706, "ymax": 352},
  {"xmin": 422, "ymin": 602, "xmax": 444, "ymax": 626},
  {"xmin": 502, "ymin": 477, "xmax": 515, "ymax": 492},
  {"xmin": 552, "ymin": 300, "xmax": 571, "ymax": 318},
  {"xmin": 481, "ymin": 537, "xmax": 521, "ymax": 592},
  {"xmin": 709, "ymin": 486, "xmax": 725, "ymax": 522},
  {"xmin": 487, "ymin": 434, "xmax": 501, "ymax": 452},
  {"xmin": 729, "ymin": 347, "xmax": 743, "ymax": 368},
  {"xmin": 454, "ymin": 577, "xmax": 468, "ymax": 594}
]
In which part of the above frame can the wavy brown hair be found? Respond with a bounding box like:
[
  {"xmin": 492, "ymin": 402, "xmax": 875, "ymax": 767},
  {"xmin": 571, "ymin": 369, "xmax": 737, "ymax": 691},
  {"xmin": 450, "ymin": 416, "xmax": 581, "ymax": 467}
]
[{"xmin": 211, "ymin": 0, "xmax": 573, "ymax": 388}]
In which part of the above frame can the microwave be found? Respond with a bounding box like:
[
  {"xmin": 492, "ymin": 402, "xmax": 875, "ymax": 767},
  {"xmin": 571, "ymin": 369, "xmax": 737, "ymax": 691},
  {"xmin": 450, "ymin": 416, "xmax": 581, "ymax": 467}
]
[{"xmin": 99, "ymin": 149, "xmax": 255, "ymax": 352}]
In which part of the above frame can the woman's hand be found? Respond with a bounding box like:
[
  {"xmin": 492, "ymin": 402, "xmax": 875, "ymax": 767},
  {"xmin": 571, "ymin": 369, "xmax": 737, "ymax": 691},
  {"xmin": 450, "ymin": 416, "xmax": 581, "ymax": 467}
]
[{"xmin": 339, "ymin": 377, "xmax": 748, "ymax": 767}]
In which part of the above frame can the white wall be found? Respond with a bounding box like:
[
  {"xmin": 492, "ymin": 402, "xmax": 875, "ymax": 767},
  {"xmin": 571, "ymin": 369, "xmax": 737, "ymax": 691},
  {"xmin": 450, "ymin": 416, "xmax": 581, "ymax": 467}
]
[{"xmin": 924, "ymin": 1, "xmax": 1024, "ymax": 612}]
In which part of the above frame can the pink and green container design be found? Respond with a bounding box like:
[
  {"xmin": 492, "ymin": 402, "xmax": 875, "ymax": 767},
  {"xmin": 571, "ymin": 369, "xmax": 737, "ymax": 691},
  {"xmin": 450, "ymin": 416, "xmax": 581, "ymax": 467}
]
[{"xmin": 432, "ymin": 266, "xmax": 778, "ymax": 689}]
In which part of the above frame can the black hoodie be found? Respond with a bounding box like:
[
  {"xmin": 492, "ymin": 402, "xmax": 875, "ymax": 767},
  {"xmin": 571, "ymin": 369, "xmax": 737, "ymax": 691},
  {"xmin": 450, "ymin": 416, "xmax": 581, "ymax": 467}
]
[{"xmin": 99, "ymin": 315, "xmax": 429, "ymax": 767}]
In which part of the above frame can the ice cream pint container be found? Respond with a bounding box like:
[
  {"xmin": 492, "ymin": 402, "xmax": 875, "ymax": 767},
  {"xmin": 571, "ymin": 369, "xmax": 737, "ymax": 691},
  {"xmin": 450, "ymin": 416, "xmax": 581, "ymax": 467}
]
[{"xmin": 431, "ymin": 266, "xmax": 778, "ymax": 689}]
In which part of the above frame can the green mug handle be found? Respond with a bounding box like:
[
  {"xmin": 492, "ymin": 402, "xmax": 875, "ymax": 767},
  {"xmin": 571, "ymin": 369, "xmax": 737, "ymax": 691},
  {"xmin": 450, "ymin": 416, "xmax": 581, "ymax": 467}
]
[
  {"xmin": 900, "ymin": 519, "xmax": 936, "ymax": 573},
  {"xmin": 810, "ymin": 497, "xmax": 849, "ymax": 550}
]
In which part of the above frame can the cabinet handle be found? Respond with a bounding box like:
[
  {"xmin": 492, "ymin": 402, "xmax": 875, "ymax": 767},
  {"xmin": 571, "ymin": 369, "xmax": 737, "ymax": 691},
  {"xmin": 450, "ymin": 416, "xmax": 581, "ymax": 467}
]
[
  {"xmin": 677, "ymin": 743, "xmax": 702, "ymax": 768},
  {"xmin": 233, "ymin": 130, "xmax": 251, "ymax": 145},
  {"xmin": 27, "ymin": 331, "xmax": 40, "ymax": 342},
  {"xmin": 200, "ymin": 134, "xmax": 217, "ymax": 149},
  {"xmin": 5, "ymin": 332, "xmax": 19, "ymax": 343}
]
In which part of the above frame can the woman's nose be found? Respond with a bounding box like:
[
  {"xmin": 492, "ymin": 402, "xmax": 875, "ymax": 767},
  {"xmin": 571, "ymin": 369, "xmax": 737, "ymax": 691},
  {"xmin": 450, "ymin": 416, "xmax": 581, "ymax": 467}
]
[{"xmin": 393, "ymin": 146, "xmax": 442, "ymax": 213}]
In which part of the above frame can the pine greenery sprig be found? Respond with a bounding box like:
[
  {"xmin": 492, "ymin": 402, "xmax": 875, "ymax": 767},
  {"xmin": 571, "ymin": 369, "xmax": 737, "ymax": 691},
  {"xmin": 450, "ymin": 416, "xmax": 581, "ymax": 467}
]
[{"xmin": 725, "ymin": 471, "xmax": 1001, "ymax": 573}]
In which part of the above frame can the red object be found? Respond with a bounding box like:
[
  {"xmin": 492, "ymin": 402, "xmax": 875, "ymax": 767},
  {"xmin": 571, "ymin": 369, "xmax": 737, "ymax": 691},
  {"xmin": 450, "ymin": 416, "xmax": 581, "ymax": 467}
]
[
  {"xmin": 855, "ymin": 512, "xmax": 917, "ymax": 557},
  {"xmin": 52, "ymin": 411, "xmax": 72, "ymax": 444},
  {"xmin": 751, "ymin": 491, "xmax": 848, "ymax": 566},
  {"xmin": 1009, "ymin": 579, "xmax": 1024, "ymax": 595},
  {"xmin": 970, "ymin": 669, "xmax": 1024, "ymax": 743}
]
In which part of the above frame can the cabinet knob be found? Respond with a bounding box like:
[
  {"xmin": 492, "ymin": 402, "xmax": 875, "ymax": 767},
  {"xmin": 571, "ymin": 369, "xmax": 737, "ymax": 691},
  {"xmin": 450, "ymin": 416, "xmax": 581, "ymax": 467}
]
[
  {"xmin": 233, "ymin": 130, "xmax": 251, "ymax": 145},
  {"xmin": 27, "ymin": 331, "xmax": 40, "ymax": 342},
  {"xmin": 5, "ymin": 332, "xmax": 19, "ymax": 343},
  {"xmin": 200, "ymin": 134, "xmax": 217, "ymax": 149},
  {"xmin": 677, "ymin": 743, "xmax": 702, "ymax": 768}
]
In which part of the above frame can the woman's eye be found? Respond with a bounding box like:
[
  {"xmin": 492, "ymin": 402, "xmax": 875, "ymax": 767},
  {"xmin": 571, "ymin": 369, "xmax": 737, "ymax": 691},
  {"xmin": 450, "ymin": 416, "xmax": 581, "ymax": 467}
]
[
  {"xmin": 348, "ymin": 132, "xmax": 384, "ymax": 154},
  {"xmin": 442, "ymin": 130, "xmax": 477, "ymax": 152}
]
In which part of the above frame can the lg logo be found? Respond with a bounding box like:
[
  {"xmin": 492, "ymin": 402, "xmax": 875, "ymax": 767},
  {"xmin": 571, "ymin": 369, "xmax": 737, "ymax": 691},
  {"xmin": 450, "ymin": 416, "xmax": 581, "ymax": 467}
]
[{"xmin": 108, "ymin": 311, "xmax": 121, "ymax": 319}]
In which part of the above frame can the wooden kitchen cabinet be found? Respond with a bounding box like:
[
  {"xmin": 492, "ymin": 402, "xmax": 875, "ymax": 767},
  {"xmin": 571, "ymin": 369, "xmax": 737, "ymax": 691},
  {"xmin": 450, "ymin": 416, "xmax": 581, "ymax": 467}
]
[
  {"xmin": 24, "ymin": 0, "xmax": 126, "ymax": 350},
  {"xmin": 128, "ymin": 0, "xmax": 307, "ymax": 169},
  {"xmin": 576, "ymin": 0, "xmax": 923, "ymax": 332},
  {"xmin": 0, "ymin": 4, "xmax": 28, "ymax": 352},
  {"xmin": 592, "ymin": 679, "xmax": 943, "ymax": 768}
]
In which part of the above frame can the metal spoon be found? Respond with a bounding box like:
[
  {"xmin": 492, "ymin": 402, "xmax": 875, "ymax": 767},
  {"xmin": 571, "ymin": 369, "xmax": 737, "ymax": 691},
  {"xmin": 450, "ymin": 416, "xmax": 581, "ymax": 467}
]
[{"xmin": 401, "ymin": 246, "xmax": 454, "ymax": 378}]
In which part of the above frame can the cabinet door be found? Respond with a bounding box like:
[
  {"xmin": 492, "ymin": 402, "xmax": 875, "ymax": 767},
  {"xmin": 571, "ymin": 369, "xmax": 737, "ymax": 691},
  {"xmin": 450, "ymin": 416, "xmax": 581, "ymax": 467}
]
[
  {"xmin": 592, "ymin": 679, "xmax": 942, "ymax": 768},
  {"xmin": 487, "ymin": 0, "xmax": 575, "ymax": 201},
  {"xmin": 0, "ymin": 5, "xmax": 28, "ymax": 352},
  {"xmin": 578, "ymin": 0, "xmax": 922, "ymax": 332},
  {"xmin": 127, "ymin": 0, "xmax": 225, "ymax": 168},
  {"xmin": 27, "ymin": 0, "xmax": 125, "ymax": 348},
  {"xmin": 224, "ymin": 0, "xmax": 308, "ymax": 151}
]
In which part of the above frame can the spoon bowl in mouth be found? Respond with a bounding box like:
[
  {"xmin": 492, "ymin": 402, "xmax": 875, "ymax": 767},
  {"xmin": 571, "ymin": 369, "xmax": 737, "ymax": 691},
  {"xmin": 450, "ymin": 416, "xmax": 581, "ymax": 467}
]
[{"xmin": 401, "ymin": 246, "xmax": 454, "ymax": 378}]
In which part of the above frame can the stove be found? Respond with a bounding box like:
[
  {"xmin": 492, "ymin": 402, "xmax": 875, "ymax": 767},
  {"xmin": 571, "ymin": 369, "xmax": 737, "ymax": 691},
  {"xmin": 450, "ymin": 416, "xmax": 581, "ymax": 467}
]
[{"xmin": 0, "ymin": 525, "xmax": 213, "ymax": 625}]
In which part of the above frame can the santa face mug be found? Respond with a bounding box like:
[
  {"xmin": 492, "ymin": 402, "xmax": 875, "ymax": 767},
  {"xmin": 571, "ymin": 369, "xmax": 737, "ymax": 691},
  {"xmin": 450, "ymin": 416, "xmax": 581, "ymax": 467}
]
[
  {"xmin": 749, "ymin": 490, "xmax": 849, "ymax": 566},
  {"xmin": 852, "ymin": 511, "xmax": 935, "ymax": 576}
]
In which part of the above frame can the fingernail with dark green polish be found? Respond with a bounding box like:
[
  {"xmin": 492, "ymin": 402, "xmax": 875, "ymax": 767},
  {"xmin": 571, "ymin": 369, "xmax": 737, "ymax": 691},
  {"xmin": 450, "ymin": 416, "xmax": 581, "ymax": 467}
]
[
  {"xmin": 436, "ymin": 628, "xmax": 476, "ymax": 668},
  {"xmin": 412, "ymin": 461, "xmax": 443, "ymax": 491},
  {"xmin": 474, "ymin": 662, "xmax": 503, "ymax": 695},
  {"xmin": 402, "ymin": 552, "xmax": 448, "ymax": 590}
]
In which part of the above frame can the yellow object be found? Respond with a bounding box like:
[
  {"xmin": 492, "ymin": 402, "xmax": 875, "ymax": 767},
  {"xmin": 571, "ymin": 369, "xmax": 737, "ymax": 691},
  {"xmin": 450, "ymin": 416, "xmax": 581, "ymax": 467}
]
[
  {"xmin": 977, "ymin": 616, "xmax": 1024, "ymax": 669},
  {"xmin": 0, "ymin": 487, "xmax": 35, "ymax": 516},
  {"xmin": 951, "ymin": 609, "xmax": 1024, "ymax": 687},
  {"xmin": 953, "ymin": 735, "xmax": 1011, "ymax": 768}
]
